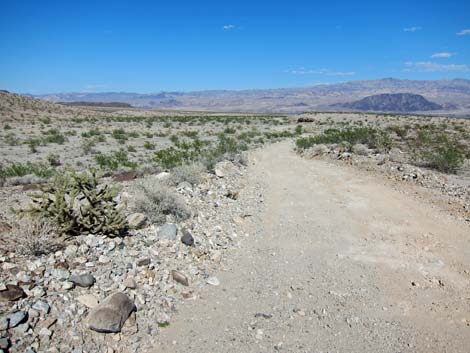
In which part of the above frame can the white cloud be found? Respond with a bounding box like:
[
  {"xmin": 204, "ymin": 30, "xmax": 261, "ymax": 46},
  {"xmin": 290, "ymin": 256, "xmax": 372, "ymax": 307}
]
[
  {"xmin": 404, "ymin": 26, "xmax": 422, "ymax": 32},
  {"xmin": 223, "ymin": 24, "xmax": 235, "ymax": 30},
  {"xmin": 404, "ymin": 61, "xmax": 470, "ymax": 72},
  {"xmin": 286, "ymin": 67, "xmax": 355, "ymax": 76},
  {"xmin": 456, "ymin": 29, "xmax": 470, "ymax": 36},
  {"xmin": 430, "ymin": 52, "xmax": 454, "ymax": 58}
]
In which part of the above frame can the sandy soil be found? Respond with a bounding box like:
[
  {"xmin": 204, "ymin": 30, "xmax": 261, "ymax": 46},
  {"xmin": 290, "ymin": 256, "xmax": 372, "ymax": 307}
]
[{"xmin": 153, "ymin": 141, "xmax": 470, "ymax": 353}]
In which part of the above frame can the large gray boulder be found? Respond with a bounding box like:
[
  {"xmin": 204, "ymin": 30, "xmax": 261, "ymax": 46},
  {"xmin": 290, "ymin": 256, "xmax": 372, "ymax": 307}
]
[{"xmin": 87, "ymin": 293, "xmax": 135, "ymax": 333}]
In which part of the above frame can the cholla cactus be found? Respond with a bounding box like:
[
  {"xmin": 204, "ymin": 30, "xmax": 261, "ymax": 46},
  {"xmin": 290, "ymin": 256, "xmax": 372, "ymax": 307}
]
[{"xmin": 24, "ymin": 169, "xmax": 127, "ymax": 237}]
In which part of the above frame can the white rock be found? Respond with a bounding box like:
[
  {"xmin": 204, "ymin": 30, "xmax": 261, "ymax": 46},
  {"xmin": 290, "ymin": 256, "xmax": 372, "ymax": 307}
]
[
  {"xmin": 77, "ymin": 294, "xmax": 99, "ymax": 308},
  {"xmin": 206, "ymin": 276, "xmax": 220, "ymax": 286},
  {"xmin": 62, "ymin": 281, "xmax": 74, "ymax": 290},
  {"xmin": 98, "ymin": 255, "xmax": 110, "ymax": 264},
  {"xmin": 39, "ymin": 327, "xmax": 52, "ymax": 337}
]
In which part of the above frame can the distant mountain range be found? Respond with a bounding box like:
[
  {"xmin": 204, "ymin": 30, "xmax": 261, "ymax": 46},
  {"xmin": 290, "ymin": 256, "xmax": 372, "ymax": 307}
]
[
  {"xmin": 31, "ymin": 78, "xmax": 470, "ymax": 115},
  {"xmin": 59, "ymin": 101, "xmax": 133, "ymax": 108},
  {"xmin": 334, "ymin": 93, "xmax": 444, "ymax": 112}
]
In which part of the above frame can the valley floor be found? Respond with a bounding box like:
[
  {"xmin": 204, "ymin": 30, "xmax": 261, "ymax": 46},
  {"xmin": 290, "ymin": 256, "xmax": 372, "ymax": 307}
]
[{"xmin": 153, "ymin": 141, "xmax": 470, "ymax": 353}]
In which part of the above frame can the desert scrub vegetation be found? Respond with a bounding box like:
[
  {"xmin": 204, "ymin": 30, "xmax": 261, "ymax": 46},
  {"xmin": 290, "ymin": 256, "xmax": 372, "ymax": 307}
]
[
  {"xmin": 0, "ymin": 162, "xmax": 54, "ymax": 179},
  {"xmin": 2, "ymin": 217, "xmax": 61, "ymax": 256},
  {"xmin": 410, "ymin": 130, "xmax": 467, "ymax": 173},
  {"xmin": 94, "ymin": 150, "xmax": 138, "ymax": 171},
  {"xmin": 296, "ymin": 127, "xmax": 393, "ymax": 152},
  {"xmin": 21, "ymin": 169, "xmax": 127, "ymax": 236},
  {"xmin": 131, "ymin": 177, "xmax": 190, "ymax": 224},
  {"xmin": 154, "ymin": 133, "xmax": 249, "ymax": 171},
  {"xmin": 170, "ymin": 163, "xmax": 205, "ymax": 186}
]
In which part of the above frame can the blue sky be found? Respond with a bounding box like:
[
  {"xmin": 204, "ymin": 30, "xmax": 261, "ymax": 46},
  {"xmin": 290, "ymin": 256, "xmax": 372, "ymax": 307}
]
[{"xmin": 0, "ymin": 0, "xmax": 469, "ymax": 93}]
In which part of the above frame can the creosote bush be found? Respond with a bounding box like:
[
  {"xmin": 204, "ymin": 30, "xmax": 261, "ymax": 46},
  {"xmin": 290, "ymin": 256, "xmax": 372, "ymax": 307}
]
[
  {"xmin": 22, "ymin": 169, "xmax": 127, "ymax": 236},
  {"xmin": 411, "ymin": 131, "xmax": 466, "ymax": 173},
  {"xmin": 296, "ymin": 127, "xmax": 393, "ymax": 152}
]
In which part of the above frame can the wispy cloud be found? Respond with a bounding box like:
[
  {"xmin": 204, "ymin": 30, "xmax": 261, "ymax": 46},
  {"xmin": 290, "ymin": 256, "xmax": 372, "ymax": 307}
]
[
  {"xmin": 430, "ymin": 52, "xmax": 454, "ymax": 58},
  {"xmin": 223, "ymin": 24, "xmax": 235, "ymax": 31},
  {"xmin": 404, "ymin": 26, "xmax": 422, "ymax": 32},
  {"xmin": 404, "ymin": 61, "xmax": 470, "ymax": 72},
  {"xmin": 456, "ymin": 29, "xmax": 470, "ymax": 36},
  {"xmin": 286, "ymin": 67, "xmax": 355, "ymax": 76}
]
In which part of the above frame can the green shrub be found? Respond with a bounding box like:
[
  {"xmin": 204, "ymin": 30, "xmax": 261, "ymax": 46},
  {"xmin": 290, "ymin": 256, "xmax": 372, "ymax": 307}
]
[
  {"xmin": 223, "ymin": 127, "xmax": 236, "ymax": 134},
  {"xmin": 153, "ymin": 147, "xmax": 187, "ymax": 169},
  {"xmin": 22, "ymin": 169, "xmax": 126, "ymax": 236},
  {"xmin": 0, "ymin": 162, "xmax": 54, "ymax": 179},
  {"xmin": 4, "ymin": 132, "xmax": 19, "ymax": 145},
  {"xmin": 112, "ymin": 128, "xmax": 128, "ymax": 142},
  {"xmin": 42, "ymin": 129, "xmax": 67, "ymax": 144},
  {"xmin": 412, "ymin": 131, "xmax": 466, "ymax": 173},
  {"xmin": 94, "ymin": 150, "xmax": 138, "ymax": 171},
  {"xmin": 82, "ymin": 139, "xmax": 96, "ymax": 154},
  {"xmin": 144, "ymin": 141, "xmax": 156, "ymax": 150},
  {"xmin": 46, "ymin": 153, "xmax": 61, "ymax": 166},
  {"xmin": 296, "ymin": 127, "xmax": 392, "ymax": 152},
  {"xmin": 82, "ymin": 129, "xmax": 102, "ymax": 138},
  {"xmin": 127, "ymin": 145, "xmax": 137, "ymax": 152}
]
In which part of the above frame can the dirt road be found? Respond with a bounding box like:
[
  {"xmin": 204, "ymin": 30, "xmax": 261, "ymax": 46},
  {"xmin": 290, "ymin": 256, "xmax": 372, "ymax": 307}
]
[{"xmin": 155, "ymin": 141, "xmax": 470, "ymax": 352}]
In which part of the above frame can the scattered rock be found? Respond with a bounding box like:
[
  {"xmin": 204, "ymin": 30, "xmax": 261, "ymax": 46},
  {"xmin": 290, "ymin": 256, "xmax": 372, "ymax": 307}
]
[
  {"xmin": 69, "ymin": 273, "xmax": 96, "ymax": 288},
  {"xmin": 0, "ymin": 317, "xmax": 7, "ymax": 331},
  {"xmin": 31, "ymin": 286, "xmax": 46, "ymax": 298},
  {"xmin": 87, "ymin": 293, "xmax": 135, "ymax": 333},
  {"xmin": 225, "ymin": 190, "xmax": 239, "ymax": 200},
  {"xmin": 171, "ymin": 270, "xmax": 189, "ymax": 286},
  {"xmin": 136, "ymin": 258, "xmax": 151, "ymax": 267},
  {"xmin": 123, "ymin": 278, "xmax": 137, "ymax": 290},
  {"xmin": 155, "ymin": 172, "xmax": 171, "ymax": 180},
  {"xmin": 158, "ymin": 224, "xmax": 177, "ymax": 240},
  {"xmin": 32, "ymin": 300, "xmax": 50, "ymax": 314},
  {"xmin": 0, "ymin": 285, "xmax": 26, "ymax": 302},
  {"xmin": 62, "ymin": 281, "xmax": 74, "ymax": 290},
  {"xmin": 127, "ymin": 213, "xmax": 147, "ymax": 229},
  {"xmin": 176, "ymin": 182, "xmax": 193, "ymax": 192},
  {"xmin": 77, "ymin": 295, "xmax": 99, "ymax": 309},
  {"xmin": 38, "ymin": 327, "xmax": 52, "ymax": 337},
  {"xmin": 214, "ymin": 161, "xmax": 236, "ymax": 178},
  {"xmin": 98, "ymin": 255, "xmax": 111, "ymax": 264},
  {"xmin": 206, "ymin": 276, "xmax": 220, "ymax": 286},
  {"xmin": 3, "ymin": 311, "xmax": 27, "ymax": 329},
  {"xmin": 52, "ymin": 268, "xmax": 70, "ymax": 281},
  {"xmin": 0, "ymin": 337, "xmax": 10, "ymax": 350},
  {"xmin": 180, "ymin": 229, "xmax": 194, "ymax": 246}
]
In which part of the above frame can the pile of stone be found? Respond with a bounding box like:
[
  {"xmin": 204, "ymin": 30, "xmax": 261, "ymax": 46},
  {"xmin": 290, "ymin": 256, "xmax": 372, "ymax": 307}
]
[{"xmin": 0, "ymin": 160, "xmax": 264, "ymax": 353}]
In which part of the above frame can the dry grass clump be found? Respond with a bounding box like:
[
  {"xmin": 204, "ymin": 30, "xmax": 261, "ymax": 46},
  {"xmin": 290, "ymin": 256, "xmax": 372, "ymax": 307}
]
[
  {"xmin": 170, "ymin": 163, "xmax": 204, "ymax": 186},
  {"xmin": 2, "ymin": 217, "xmax": 61, "ymax": 256},
  {"xmin": 131, "ymin": 177, "xmax": 190, "ymax": 224}
]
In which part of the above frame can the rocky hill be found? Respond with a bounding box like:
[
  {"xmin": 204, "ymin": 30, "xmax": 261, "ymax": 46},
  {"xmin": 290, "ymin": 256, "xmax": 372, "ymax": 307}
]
[
  {"xmin": 333, "ymin": 93, "xmax": 443, "ymax": 112},
  {"xmin": 0, "ymin": 90, "xmax": 92, "ymax": 121}
]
